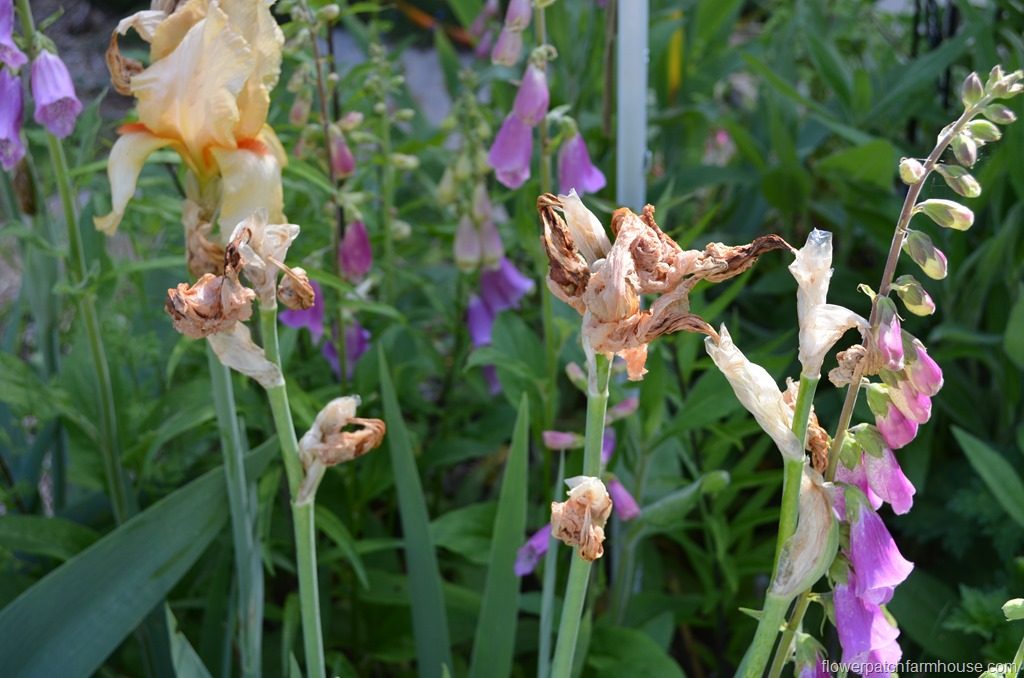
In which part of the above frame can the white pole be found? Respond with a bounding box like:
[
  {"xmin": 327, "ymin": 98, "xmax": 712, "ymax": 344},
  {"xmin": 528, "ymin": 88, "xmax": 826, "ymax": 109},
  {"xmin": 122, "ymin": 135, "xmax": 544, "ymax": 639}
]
[{"xmin": 615, "ymin": 0, "xmax": 649, "ymax": 211}]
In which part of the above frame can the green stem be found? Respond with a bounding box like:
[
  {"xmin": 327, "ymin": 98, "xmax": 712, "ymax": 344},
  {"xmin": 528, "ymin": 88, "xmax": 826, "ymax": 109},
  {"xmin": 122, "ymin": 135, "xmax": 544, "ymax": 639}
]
[
  {"xmin": 259, "ymin": 309, "xmax": 324, "ymax": 676},
  {"xmin": 377, "ymin": 66, "xmax": 396, "ymax": 306},
  {"xmin": 207, "ymin": 346, "xmax": 263, "ymax": 678},
  {"xmin": 44, "ymin": 118, "xmax": 134, "ymax": 523},
  {"xmin": 767, "ymin": 592, "xmax": 811, "ymax": 678},
  {"xmin": 550, "ymin": 353, "xmax": 612, "ymax": 678},
  {"xmin": 537, "ymin": 453, "xmax": 565, "ymax": 678},
  {"xmin": 737, "ymin": 593, "xmax": 791, "ymax": 678},
  {"xmin": 1009, "ymin": 630, "xmax": 1024, "ymax": 678}
]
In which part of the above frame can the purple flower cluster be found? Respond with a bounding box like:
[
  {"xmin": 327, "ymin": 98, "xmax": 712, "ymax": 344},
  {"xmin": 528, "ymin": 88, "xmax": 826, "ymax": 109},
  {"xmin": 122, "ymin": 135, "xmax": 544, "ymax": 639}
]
[
  {"xmin": 488, "ymin": 62, "xmax": 549, "ymax": 189},
  {"xmin": 466, "ymin": 258, "xmax": 534, "ymax": 393},
  {"xmin": 866, "ymin": 336, "xmax": 943, "ymax": 451},
  {"xmin": 0, "ymin": 1, "xmax": 82, "ymax": 171}
]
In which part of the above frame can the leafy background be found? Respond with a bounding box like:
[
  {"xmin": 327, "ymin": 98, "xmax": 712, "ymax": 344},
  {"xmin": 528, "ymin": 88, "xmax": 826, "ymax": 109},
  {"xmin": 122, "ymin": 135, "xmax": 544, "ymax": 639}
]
[{"xmin": 1, "ymin": 0, "xmax": 1023, "ymax": 676}]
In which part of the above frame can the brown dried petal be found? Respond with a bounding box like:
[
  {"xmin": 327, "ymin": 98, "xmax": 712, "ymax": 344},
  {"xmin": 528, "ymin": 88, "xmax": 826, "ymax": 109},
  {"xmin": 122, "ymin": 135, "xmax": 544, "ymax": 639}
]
[
  {"xmin": 828, "ymin": 344, "xmax": 878, "ymax": 387},
  {"xmin": 164, "ymin": 273, "xmax": 254, "ymax": 339},
  {"xmin": 698, "ymin": 234, "xmax": 792, "ymax": 283},
  {"xmin": 550, "ymin": 476, "xmax": 613, "ymax": 561},
  {"xmin": 277, "ymin": 265, "xmax": 315, "ymax": 310},
  {"xmin": 225, "ymin": 211, "xmax": 300, "ymax": 306},
  {"xmin": 105, "ymin": 32, "xmax": 144, "ymax": 96},
  {"xmin": 784, "ymin": 379, "xmax": 830, "ymax": 473},
  {"xmin": 298, "ymin": 396, "xmax": 386, "ymax": 468},
  {"xmin": 538, "ymin": 194, "xmax": 589, "ymax": 312},
  {"xmin": 182, "ymin": 200, "xmax": 225, "ymax": 278}
]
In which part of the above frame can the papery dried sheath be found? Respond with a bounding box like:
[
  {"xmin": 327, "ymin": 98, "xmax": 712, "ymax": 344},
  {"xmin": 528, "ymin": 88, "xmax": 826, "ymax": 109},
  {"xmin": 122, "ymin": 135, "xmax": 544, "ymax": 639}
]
[
  {"xmin": 298, "ymin": 396, "xmax": 386, "ymax": 468},
  {"xmin": 208, "ymin": 322, "xmax": 284, "ymax": 389},
  {"xmin": 770, "ymin": 467, "xmax": 838, "ymax": 598}
]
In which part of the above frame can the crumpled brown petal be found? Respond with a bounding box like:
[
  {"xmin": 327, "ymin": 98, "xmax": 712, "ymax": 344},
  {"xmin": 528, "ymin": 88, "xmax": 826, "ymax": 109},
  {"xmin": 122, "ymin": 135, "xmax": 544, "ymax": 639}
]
[
  {"xmin": 165, "ymin": 272, "xmax": 254, "ymax": 339},
  {"xmin": 276, "ymin": 264, "xmax": 315, "ymax": 310},
  {"xmin": 182, "ymin": 199, "xmax": 225, "ymax": 278},
  {"xmin": 550, "ymin": 476, "xmax": 613, "ymax": 561},
  {"xmin": 298, "ymin": 396, "xmax": 386, "ymax": 469},
  {"xmin": 539, "ymin": 194, "xmax": 789, "ymax": 380},
  {"xmin": 225, "ymin": 210, "xmax": 300, "ymax": 306},
  {"xmin": 828, "ymin": 343, "xmax": 883, "ymax": 387},
  {"xmin": 106, "ymin": 31, "xmax": 145, "ymax": 96},
  {"xmin": 784, "ymin": 379, "xmax": 831, "ymax": 473}
]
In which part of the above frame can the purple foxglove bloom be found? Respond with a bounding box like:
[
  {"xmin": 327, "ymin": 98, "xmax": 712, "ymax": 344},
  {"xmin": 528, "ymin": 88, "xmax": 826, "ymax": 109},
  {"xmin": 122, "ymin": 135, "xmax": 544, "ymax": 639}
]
[
  {"xmin": 502, "ymin": 0, "xmax": 532, "ymax": 30},
  {"xmin": 479, "ymin": 257, "xmax": 534, "ymax": 313},
  {"xmin": 479, "ymin": 219, "xmax": 505, "ymax": 269},
  {"xmin": 454, "ymin": 215, "xmax": 482, "ymax": 271},
  {"xmin": 482, "ymin": 364, "xmax": 501, "ymax": 394},
  {"xmin": 490, "ymin": 26, "xmax": 523, "ymax": 66},
  {"xmin": 834, "ymin": 571, "xmax": 901, "ymax": 664},
  {"xmin": 542, "ymin": 430, "xmax": 582, "ymax": 450},
  {"xmin": 795, "ymin": 655, "xmax": 831, "ymax": 678},
  {"xmin": 473, "ymin": 29, "xmax": 495, "ymax": 60},
  {"xmin": 329, "ymin": 125, "xmax": 356, "ymax": 178},
  {"xmin": 907, "ymin": 339, "xmax": 943, "ymax": 396},
  {"xmin": 488, "ymin": 113, "xmax": 532, "ymax": 189},
  {"xmin": 321, "ymin": 320, "xmax": 372, "ymax": 379},
  {"xmin": 864, "ymin": 447, "xmax": 915, "ymax": 515},
  {"xmin": 558, "ymin": 133, "xmax": 607, "ymax": 195},
  {"xmin": 469, "ymin": 0, "xmax": 500, "ymax": 38},
  {"xmin": 848, "ymin": 494, "xmax": 914, "ymax": 605},
  {"xmin": 339, "ymin": 220, "xmax": 372, "ymax": 281},
  {"xmin": 608, "ymin": 479, "xmax": 640, "ymax": 520},
  {"xmin": 875, "ymin": 300, "xmax": 904, "ymax": 371},
  {"xmin": 835, "ymin": 459, "xmax": 882, "ymax": 514},
  {"xmin": 467, "ymin": 294, "xmax": 494, "ymax": 347},
  {"xmin": 512, "ymin": 63, "xmax": 549, "ymax": 126},
  {"xmin": 601, "ymin": 426, "xmax": 616, "ymax": 465},
  {"xmin": 515, "ymin": 526, "xmax": 550, "ymax": 576},
  {"xmin": 607, "ymin": 396, "xmax": 639, "ymax": 422},
  {"xmin": 279, "ymin": 280, "xmax": 325, "ymax": 343},
  {"xmin": 30, "ymin": 51, "xmax": 81, "ymax": 139},
  {"xmin": 865, "ymin": 641, "xmax": 902, "ymax": 678},
  {"xmin": 875, "ymin": 402, "xmax": 918, "ymax": 450},
  {"xmin": 891, "ymin": 379, "xmax": 931, "ymax": 424},
  {"xmin": 0, "ymin": 68, "xmax": 25, "ymax": 171},
  {"xmin": 0, "ymin": 0, "xmax": 27, "ymax": 69}
]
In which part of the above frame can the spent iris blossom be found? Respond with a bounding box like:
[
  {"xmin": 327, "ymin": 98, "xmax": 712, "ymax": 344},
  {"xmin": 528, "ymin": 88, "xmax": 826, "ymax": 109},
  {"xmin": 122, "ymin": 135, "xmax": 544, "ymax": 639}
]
[
  {"xmin": 0, "ymin": 67, "xmax": 24, "ymax": 170},
  {"xmin": 0, "ymin": 0, "xmax": 26, "ymax": 69},
  {"xmin": 557, "ymin": 132, "xmax": 606, "ymax": 195},
  {"xmin": 30, "ymin": 51, "xmax": 82, "ymax": 139}
]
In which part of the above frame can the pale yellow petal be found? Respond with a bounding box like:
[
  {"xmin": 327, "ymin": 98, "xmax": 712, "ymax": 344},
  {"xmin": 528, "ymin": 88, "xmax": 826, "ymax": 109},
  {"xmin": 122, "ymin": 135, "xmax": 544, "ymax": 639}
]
[
  {"xmin": 258, "ymin": 125, "xmax": 288, "ymax": 168},
  {"xmin": 149, "ymin": 0, "xmax": 208, "ymax": 60},
  {"xmin": 133, "ymin": 1, "xmax": 249, "ymax": 164},
  {"xmin": 93, "ymin": 131, "xmax": 172, "ymax": 235},
  {"xmin": 220, "ymin": 0, "xmax": 284, "ymax": 139},
  {"xmin": 211, "ymin": 141, "xmax": 285, "ymax": 233},
  {"xmin": 115, "ymin": 9, "xmax": 168, "ymax": 41}
]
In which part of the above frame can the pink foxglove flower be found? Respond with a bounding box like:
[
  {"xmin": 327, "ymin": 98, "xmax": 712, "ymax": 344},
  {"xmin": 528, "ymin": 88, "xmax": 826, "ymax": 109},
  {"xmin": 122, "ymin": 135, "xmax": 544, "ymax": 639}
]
[
  {"xmin": 835, "ymin": 459, "xmax": 882, "ymax": 514},
  {"xmin": 30, "ymin": 51, "xmax": 82, "ymax": 139},
  {"xmin": 606, "ymin": 396, "xmax": 639, "ymax": 423},
  {"xmin": 874, "ymin": 401, "xmax": 918, "ymax": 450},
  {"xmin": 279, "ymin": 280, "xmax": 325, "ymax": 343},
  {"xmin": 490, "ymin": 27, "xmax": 523, "ymax": 66},
  {"xmin": 329, "ymin": 125, "xmax": 356, "ymax": 178},
  {"xmin": 0, "ymin": 0, "xmax": 26, "ymax": 69},
  {"xmin": 467, "ymin": 295, "xmax": 494, "ymax": 347},
  {"xmin": 502, "ymin": 0, "xmax": 532, "ymax": 31},
  {"xmin": 469, "ymin": 0, "xmax": 499, "ymax": 40},
  {"xmin": 889, "ymin": 379, "xmax": 931, "ymax": 425},
  {"xmin": 488, "ymin": 113, "xmax": 532, "ymax": 188},
  {"xmin": 847, "ymin": 491, "xmax": 914, "ymax": 605},
  {"xmin": 479, "ymin": 257, "xmax": 534, "ymax": 313},
  {"xmin": 907, "ymin": 339, "xmax": 943, "ymax": 396},
  {"xmin": 542, "ymin": 430, "xmax": 582, "ymax": 450},
  {"xmin": 874, "ymin": 298, "xmax": 904, "ymax": 371},
  {"xmin": 833, "ymin": 571, "xmax": 901, "ymax": 665},
  {"xmin": 863, "ymin": 446, "xmax": 916, "ymax": 516},
  {"xmin": 515, "ymin": 526, "xmax": 550, "ymax": 576},
  {"xmin": 608, "ymin": 479, "xmax": 640, "ymax": 520},
  {"xmin": 0, "ymin": 68, "xmax": 25, "ymax": 170},
  {"xmin": 601, "ymin": 426, "xmax": 616, "ymax": 465},
  {"xmin": 558, "ymin": 132, "xmax": 606, "ymax": 195},
  {"xmin": 512, "ymin": 63, "xmax": 549, "ymax": 125},
  {"xmin": 339, "ymin": 220, "xmax": 372, "ymax": 281}
]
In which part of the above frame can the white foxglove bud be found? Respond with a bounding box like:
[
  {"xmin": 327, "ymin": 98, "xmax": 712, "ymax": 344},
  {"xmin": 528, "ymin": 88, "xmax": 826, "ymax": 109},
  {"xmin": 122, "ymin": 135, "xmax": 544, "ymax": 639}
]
[
  {"xmin": 951, "ymin": 133, "xmax": 977, "ymax": 167},
  {"xmin": 1004, "ymin": 598, "xmax": 1024, "ymax": 621},
  {"xmin": 961, "ymin": 72, "xmax": 984, "ymax": 108},
  {"xmin": 437, "ymin": 167, "xmax": 457, "ymax": 205},
  {"xmin": 558, "ymin": 189, "xmax": 611, "ymax": 265},
  {"xmin": 902, "ymin": 230, "xmax": 948, "ymax": 280},
  {"xmin": 898, "ymin": 157, "xmax": 926, "ymax": 185},
  {"xmin": 966, "ymin": 119, "xmax": 1001, "ymax": 142},
  {"xmin": 934, "ymin": 164, "xmax": 981, "ymax": 198},
  {"xmin": 891, "ymin": 274, "xmax": 936, "ymax": 316},
  {"xmin": 916, "ymin": 199, "xmax": 974, "ymax": 231},
  {"xmin": 982, "ymin": 103, "xmax": 1017, "ymax": 124}
]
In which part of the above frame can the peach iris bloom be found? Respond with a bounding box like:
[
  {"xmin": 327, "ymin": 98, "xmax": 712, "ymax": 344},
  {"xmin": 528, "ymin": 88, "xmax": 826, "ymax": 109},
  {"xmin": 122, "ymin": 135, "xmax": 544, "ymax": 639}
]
[{"xmin": 95, "ymin": 0, "xmax": 286, "ymax": 235}]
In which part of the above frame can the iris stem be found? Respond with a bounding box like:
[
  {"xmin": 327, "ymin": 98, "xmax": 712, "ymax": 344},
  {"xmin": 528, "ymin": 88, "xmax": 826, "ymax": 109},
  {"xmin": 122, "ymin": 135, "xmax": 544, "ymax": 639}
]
[
  {"xmin": 550, "ymin": 353, "xmax": 611, "ymax": 678},
  {"xmin": 207, "ymin": 346, "xmax": 263, "ymax": 678},
  {"xmin": 739, "ymin": 374, "xmax": 818, "ymax": 678},
  {"xmin": 259, "ymin": 309, "xmax": 325, "ymax": 677}
]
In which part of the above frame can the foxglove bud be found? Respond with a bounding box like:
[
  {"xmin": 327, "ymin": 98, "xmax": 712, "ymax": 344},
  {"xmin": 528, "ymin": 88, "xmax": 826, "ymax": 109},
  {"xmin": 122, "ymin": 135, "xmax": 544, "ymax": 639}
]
[
  {"xmin": 607, "ymin": 479, "xmax": 641, "ymax": 521},
  {"xmin": 472, "ymin": 181, "xmax": 491, "ymax": 223},
  {"xmin": 770, "ymin": 468, "xmax": 838, "ymax": 598},
  {"xmin": 479, "ymin": 219, "xmax": 505, "ymax": 269},
  {"xmin": 437, "ymin": 166, "xmax": 457, "ymax": 205},
  {"xmin": 558, "ymin": 132, "xmax": 607, "ymax": 195},
  {"xmin": 606, "ymin": 396, "xmax": 639, "ymax": 423},
  {"xmin": 982, "ymin": 103, "xmax": 1017, "ymax": 124},
  {"xmin": 875, "ymin": 400, "xmax": 918, "ymax": 450},
  {"xmin": 316, "ymin": 4, "xmax": 341, "ymax": 22},
  {"xmin": 907, "ymin": 339, "xmax": 943, "ymax": 396},
  {"xmin": 966, "ymin": 119, "xmax": 1002, "ymax": 142},
  {"xmin": 987, "ymin": 65, "xmax": 1006, "ymax": 92},
  {"xmin": 491, "ymin": 27, "xmax": 523, "ymax": 66},
  {"xmin": 960, "ymin": 72, "xmax": 984, "ymax": 108},
  {"xmin": 390, "ymin": 153, "xmax": 419, "ymax": 171},
  {"xmin": 0, "ymin": 0, "xmax": 27, "ymax": 69},
  {"xmin": 512, "ymin": 63, "xmax": 549, "ymax": 126},
  {"xmin": 329, "ymin": 125, "xmax": 356, "ymax": 178},
  {"xmin": 934, "ymin": 164, "xmax": 980, "ymax": 198},
  {"xmin": 503, "ymin": 0, "xmax": 532, "ymax": 30},
  {"xmin": 891, "ymin": 274, "xmax": 935, "ymax": 316},
  {"xmin": 559, "ymin": 189, "xmax": 611, "ymax": 265},
  {"xmin": 874, "ymin": 297, "xmax": 904, "ymax": 370},
  {"xmin": 1004, "ymin": 599, "xmax": 1024, "ymax": 621},
  {"xmin": 565, "ymin": 362, "xmax": 587, "ymax": 391},
  {"xmin": 902, "ymin": 229, "xmax": 948, "ymax": 280},
  {"xmin": 951, "ymin": 133, "xmax": 977, "ymax": 167},
  {"xmin": 30, "ymin": 51, "xmax": 82, "ymax": 139},
  {"xmin": 454, "ymin": 216, "xmax": 481, "ymax": 271},
  {"xmin": 339, "ymin": 220, "xmax": 372, "ymax": 281},
  {"xmin": 0, "ymin": 68, "xmax": 25, "ymax": 171},
  {"xmin": 340, "ymin": 111, "xmax": 364, "ymax": 131},
  {"xmin": 289, "ymin": 92, "xmax": 312, "ymax": 126},
  {"xmin": 916, "ymin": 198, "xmax": 974, "ymax": 231},
  {"xmin": 898, "ymin": 157, "xmax": 926, "ymax": 185},
  {"xmin": 542, "ymin": 430, "xmax": 583, "ymax": 450}
]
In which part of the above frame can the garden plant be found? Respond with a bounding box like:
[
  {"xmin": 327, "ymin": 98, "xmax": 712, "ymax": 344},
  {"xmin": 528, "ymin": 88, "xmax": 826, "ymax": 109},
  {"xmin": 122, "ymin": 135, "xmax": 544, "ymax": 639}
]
[{"xmin": 1, "ymin": 1, "xmax": 1024, "ymax": 677}]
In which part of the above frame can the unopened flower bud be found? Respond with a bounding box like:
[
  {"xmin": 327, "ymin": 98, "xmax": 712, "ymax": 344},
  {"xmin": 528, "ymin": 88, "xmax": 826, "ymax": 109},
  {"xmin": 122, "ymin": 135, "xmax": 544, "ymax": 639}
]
[
  {"xmin": 934, "ymin": 164, "xmax": 981, "ymax": 198},
  {"xmin": 542, "ymin": 430, "xmax": 584, "ymax": 450},
  {"xmin": 982, "ymin": 103, "xmax": 1017, "ymax": 124},
  {"xmin": 454, "ymin": 153, "xmax": 473, "ymax": 180},
  {"xmin": 289, "ymin": 92, "xmax": 312, "ymax": 126},
  {"xmin": 472, "ymin": 182, "xmax": 491, "ymax": 223},
  {"xmin": 479, "ymin": 219, "xmax": 504, "ymax": 268},
  {"xmin": 873, "ymin": 296, "xmax": 904, "ymax": 370},
  {"xmin": 961, "ymin": 72, "xmax": 984, "ymax": 108},
  {"xmin": 491, "ymin": 27, "xmax": 523, "ymax": 66},
  {"xmin": 986, "ymin": 65, "xmax": 1005, "ymax": 92},
  {"xmin": 966, "ymin": 123, "xmax": 1001, "ymax": 148},
  {"xmin": 903, "ymin": 229, "xmax": 948, "ymax": 280},
  {"xmin": 565, "ymin": 362, "xmax": 587, "ymax": 391},
  {"xmin": 315, "ymin": 4, "xmax": 341, "ymax": 22},
  {"xmin": 607, "ymin": 479, "xmax": 641, "ymax": 521},
  {"xmin": 372, "ymin": 101, "xmax": 387, "ymax": 116},
  {"xmin": 339, "ymin": 111, "xmax": 364, "ymax": 131},
  {"xmin": 392, "ymin": 219, "xmax": 411, "ymax": 240},
  {"xmin": 394, "ymin": 108, "xmax": 415, "ymax": 122},
  {"xmin": 989, "ymin": 68, "xmax": 1024, "ymax": 98},
  {"xmin": 329, "ymin": 125, "xmax": 356, "ymax": 178},
  {"xmin": 770, "ymin": 468, "xmax": 838, "ymax": 598},
  {"xmin": 277, "ymin": 265, "xmax": 316, "ymax": 310},
  {"xmin": 891, "ymin": 274, "xmax": 935, "ymax": 316},
  {"xmin": 916, "ymin": 198, "xmax": 974, "ymax": 231},
  {"xmin": 898, "ymin": 157, "xmax": 926, "ymax": 185},
  {"xmin": 1003, "ymin": 598, "xmax": 1024, "ymax": 621},
  {"xmin": 907, "ymin": 339, "xmax": 943, "ymax": 396},
  {"xmin": 606, "ymin": 396, "xmax": 639, "ymax": 423},
  {"xmin": 339, "ymin": 220, "xmax": 372, "ymax": 281},
  {"xmin": 390, "ymin": 153, "xmax": 419, "ymax": 170},
  {"xmin": 454, "ymin": 215, "xmax": 482, "ymax": 271},
  {"xmin": 951, "ymin": 132, "xmax": 977, "ymax": 167},
  {"xmin": 550, "ymin": 476, "xmax": 613, "ymax": 561}
]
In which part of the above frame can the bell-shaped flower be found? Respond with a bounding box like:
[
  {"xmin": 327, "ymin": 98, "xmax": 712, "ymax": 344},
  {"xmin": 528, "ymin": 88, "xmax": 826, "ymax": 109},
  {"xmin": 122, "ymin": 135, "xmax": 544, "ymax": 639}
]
[
  {"xmin": 279, "ymin": 280, "xmax": 325, "ymax": 343},
  {"xmin": 542, "ymin": 430, "xmax": 583, "ymax": 450},
  {"xmin": 607, "ymin": 479, "xmax": 640, "ymax": 521},
  {"xmin": 490, "ymin": 26, "xmax": 523, "ymax": 66},
  {"xmin": 863, "ymin": 445, "xmax": 916, "ymax": 516},
  {"xmin": 771, "ymin": 467, "xmax": 838, "ymax": 598},
  {"xmin": 902, "ymin": 229, "xmax": 948, "ymax": 280},
  {"xmin": 705, "ymin": 325, "xmax": 803, "ymax": 461},
  {"xmin": 835, "ymin": 456, "xmax": 882, "ymax": 515},
  {"xmin": 907, "ymin": 339, "xmax": 943, "ymax": 396},
  {"xmin": 558, "ymin": 132, "xmax": 606, "ymax": 196},
  {"xmin": 467, "ymin": 294, "xmax": 494, "ymax": 347},
  {"xmin": 888, "ymin": 378, "xmax": 931, "ymax": 425},
  {"xmin": 502, "ymin": 0, "xmax": 531, "ymax": 31},
  {"xmin": 0, "ymin": 68, "xmax": 25, "ymax": 171},
  {"xmin": 514, "ymin": 526, "xmax": 550, "ymax": 577},
  {"xmin": 846, "ymin": 488, "xmax": 914, "ymax": 605},
  {"xmin": 873, "ymin": 297, "xmax": 904, "ymax": 371},
  {"xmin": 479, "ymin": 257, "xmax": 535, "ymax": 314},
  {"xmin": 870, "ymin": 388, "xmax": 918, "ymax": 449},
  {"xmin": 321, "ymin": 320, "xmax": 372, "ymax": 380},
  {"xmin": 96, "ymin": 0, "xmax": 286, "ymax": 234},
  {"xmin": 0, "ymin": 0, "xmax": 26, "ymax": 69},
  {"xmin": 329, "ymin": 124, "xmax": 356, "ymax": 178},
  {"xmin": 339, "ymin": 220, "xmax": 372, "ymax": 281},
  {"xmin": 488, "ymin": 113, "xmax": 532, "ymax": 188},
  {"xmin": 833, "ymin": 570, "xmax": 901, "ymax": 665},
  {"xmin": 512, "ymin": 62, "xmax": 549, "ymax": 125},
  {"xmin": 606, "ymin": 396, "xmax": 640, "ymax": 423},
  {"xmin": 551, "ymin": 476, "xmax": 613, "ymax": 561},
  {"xmin": 788, "ymin": 229, "xmax": 868, "ymax": 378},
  {"xmin": 30, "ymin": 51, "xmax": 82, "ymax": 138}
]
